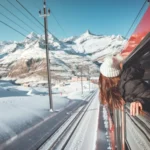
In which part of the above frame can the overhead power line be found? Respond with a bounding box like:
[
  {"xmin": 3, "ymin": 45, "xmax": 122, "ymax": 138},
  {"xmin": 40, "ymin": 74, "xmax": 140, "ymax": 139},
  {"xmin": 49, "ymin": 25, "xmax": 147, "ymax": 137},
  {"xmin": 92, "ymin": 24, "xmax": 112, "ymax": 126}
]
[
  {"xmin": 7, "ymin": 0, "xmax": 43, "ymax": 32},
  {"xmin": 16, "ymin": 0, "xmax": 57, "ymax": 36},
  {"xmin": 41, "ymin": 1, "xmax": 68, "ymax": 37},
  {"xmin": 51, "ymin": 11, "xmax": 68, "ymax": 37},
  {"xmin": 16, "ymin": 0, "xmax": 52, "ymax": 34},
  {"xmin": 0, "ymin": 20, "xmax": 28, "ymax": 38},
  {"xmin": 124, "ymin": 0, "xmax": 147, "ymax": 39},
  {"xmin": 0, "ymin": 3, "xmax": 38, "ymax": 34},
  {"xmin": 30, "ymin": 0, "xmax": 68, "ymax": 38},
  {"xmin": 0, "ymin": 12, "xmax": 29, "ymax": 33},
  {"xmin": 119, "ymin": 0, "xmax": 147, "ymax": 54},
  {"xmin": 31, "ymin": 0, "xmax": 41, "ymax": 10}
]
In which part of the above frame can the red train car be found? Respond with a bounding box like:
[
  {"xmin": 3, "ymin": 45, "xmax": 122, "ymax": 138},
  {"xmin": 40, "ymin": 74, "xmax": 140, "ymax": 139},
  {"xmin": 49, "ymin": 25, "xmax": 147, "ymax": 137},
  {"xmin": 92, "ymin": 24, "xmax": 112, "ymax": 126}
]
[
  {"xmin": 121, "ymin": 5, "xmax": 150, "ymax": 58},
  {"xmin": 108, "ymin": 4, "xmax": 150, "ymax": 150}
]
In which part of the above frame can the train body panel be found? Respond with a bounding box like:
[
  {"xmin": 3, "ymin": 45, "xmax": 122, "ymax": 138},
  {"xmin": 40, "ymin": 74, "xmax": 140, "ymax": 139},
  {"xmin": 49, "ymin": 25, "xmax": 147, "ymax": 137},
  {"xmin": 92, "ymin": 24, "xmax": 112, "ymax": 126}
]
[
  {"xmin": 122, "ymin": 7, "xmax": 150, "ymax": 58},
  {"xmin": 107, "ymin": 5, "xmax": 150, "ymax": 150}
]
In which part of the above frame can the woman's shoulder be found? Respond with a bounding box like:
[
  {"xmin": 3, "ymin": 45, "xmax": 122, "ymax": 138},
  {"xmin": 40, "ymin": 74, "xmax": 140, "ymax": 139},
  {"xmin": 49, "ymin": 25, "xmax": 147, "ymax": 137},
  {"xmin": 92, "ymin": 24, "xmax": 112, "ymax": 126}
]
[{"xmin": 121, "ymin": 64, "xmax": 145, "ymax": 81}]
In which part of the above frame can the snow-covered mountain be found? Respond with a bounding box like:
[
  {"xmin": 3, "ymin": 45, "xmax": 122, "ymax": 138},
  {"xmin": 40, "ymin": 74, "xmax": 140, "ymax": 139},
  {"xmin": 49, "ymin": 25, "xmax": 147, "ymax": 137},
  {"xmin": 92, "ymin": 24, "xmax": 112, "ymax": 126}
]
[
  {"xmin": 0, "ymin": 31, "xmax": 126, "ymax": 86},
  {"xmin": 64, "ymin": 30, "xmax": 126, "ymax": 61}
]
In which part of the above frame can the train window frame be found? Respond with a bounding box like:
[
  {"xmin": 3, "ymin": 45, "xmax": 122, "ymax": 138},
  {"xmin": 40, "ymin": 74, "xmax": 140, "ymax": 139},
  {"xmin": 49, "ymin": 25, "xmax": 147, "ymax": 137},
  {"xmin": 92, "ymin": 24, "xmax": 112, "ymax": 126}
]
[{"xmin": 123, "ymin": 32, "xmax": 150, "ymax": 69}]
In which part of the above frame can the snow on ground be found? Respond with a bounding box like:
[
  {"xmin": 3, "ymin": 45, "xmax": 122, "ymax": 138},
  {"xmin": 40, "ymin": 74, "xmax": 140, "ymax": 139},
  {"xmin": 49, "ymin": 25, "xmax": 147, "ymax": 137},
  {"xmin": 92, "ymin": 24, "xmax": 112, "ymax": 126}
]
[
  {"xmin": 0, "ymin": 42, "xmax": 17, "ymax": 54},
  {"xmin": 67, "ymin": 90, "xmax": 90, "ymax": 100},
  {"xmin": 0, "ymin": 96, "xmax": 70, "ymax": 126},
  {"xmin": 0, "ymin": 80, "xmax": 97, "ymax": 142},
  {"xmin": 0, "ymin": 80, "xmax": 71, "ymax": 142},
  {"xmin": 64, "ymin": 91, "xmax": 100, "ymax": 150},
  {"xmin": 0, "ymin": 44, "xmax": 46, "ymax": 65},
  {"xmin": 57, "ymin": 81, "xmax": 97, "ymax": 99}
]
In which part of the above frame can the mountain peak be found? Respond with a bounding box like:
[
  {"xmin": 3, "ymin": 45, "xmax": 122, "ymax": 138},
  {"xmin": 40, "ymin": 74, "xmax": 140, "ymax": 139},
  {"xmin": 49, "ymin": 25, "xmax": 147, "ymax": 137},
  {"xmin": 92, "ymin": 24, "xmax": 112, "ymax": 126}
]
[
  {"xmin": 116, "ymin": 35, "xmax": 125, "ymax": 40},
  {"xmin": 83, "ymin": 30, "xmax": 92, "ymax": 36},
  {"xmin": 24, "ymin": 32, "xmax": 39, "ymax": 43},
  {"xmin": 86, "ymin": 30, "xmax": 91, "ymax": 34},
  {"xmin": 27, "ymin": 32, "xmax": 38, "ymax": 39}
]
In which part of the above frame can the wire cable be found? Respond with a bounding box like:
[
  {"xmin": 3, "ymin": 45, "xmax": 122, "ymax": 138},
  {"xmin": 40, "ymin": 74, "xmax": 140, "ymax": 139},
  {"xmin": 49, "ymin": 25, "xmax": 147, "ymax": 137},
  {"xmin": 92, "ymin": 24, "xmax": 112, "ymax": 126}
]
[
  {"xmin": 7, "ymin": 0, "xmax": 43, "ymax": 32},
  {"xmin": 0, "ymin": 3, "xmax": 38, "ymax": 34},
  {"xmin": 30, "ymin": 0, "xmax": 67, "ymax": 38},
  {"xmin": 119, "ymin": 0, "xmax": 147, "ymax": 54},
  {"xmin": 0, "ymin": 20, "xmax": 28, "ymax": 38},
  {"xmin": 0, "ymin": 12, "xmax": 30, "ymax": 33},
  {"xmin": 43, "ymin": 0, "xmax": 68, "ymax": 37},
  {"xmin": 51, "ymin": 11, "xmax": 68, "ymax": 37},
  {"xmin": 16, "ymin": 0, "xmax": 53, "ymax": 35},
  {"xmin": 16, "ymin": 0, "xmax": 44, "ymax": 27},
  {"xmin": 31, "ymin": 0, "xmax": 42, "ymax": 10},
  {"xmin": 124, "ymin": 0, "xmax": 147, "ymax": 39}
]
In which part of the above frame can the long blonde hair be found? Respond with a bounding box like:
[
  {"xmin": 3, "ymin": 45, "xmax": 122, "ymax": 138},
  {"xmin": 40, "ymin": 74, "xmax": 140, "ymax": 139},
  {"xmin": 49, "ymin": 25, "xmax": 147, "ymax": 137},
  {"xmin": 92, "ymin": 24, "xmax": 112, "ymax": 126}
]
[{"xmin": 99, "ymin": 73, "xmax": 124, "ymax": 109}]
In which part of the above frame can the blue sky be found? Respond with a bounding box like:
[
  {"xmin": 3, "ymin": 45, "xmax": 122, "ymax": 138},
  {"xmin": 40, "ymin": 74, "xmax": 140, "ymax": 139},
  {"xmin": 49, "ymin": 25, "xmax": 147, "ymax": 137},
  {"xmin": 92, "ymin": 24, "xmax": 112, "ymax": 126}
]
[{"xmin": 0, "ymin": 0, "xmax": 148, "ymax": 41}]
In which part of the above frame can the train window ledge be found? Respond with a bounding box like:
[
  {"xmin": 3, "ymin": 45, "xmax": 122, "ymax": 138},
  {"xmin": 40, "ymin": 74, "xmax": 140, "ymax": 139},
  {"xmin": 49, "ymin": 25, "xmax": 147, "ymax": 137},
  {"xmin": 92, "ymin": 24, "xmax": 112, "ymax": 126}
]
[
  {"xmin": 126, "ymin": 103, "xmax": 150, "ymax": 134},
  {"xmin": 125, "ymin": 103, "xmax": 150, "ymax": 150},
  {"xmin": 106, "ymin": 104, "xmax": 150, "ymax": 150}
]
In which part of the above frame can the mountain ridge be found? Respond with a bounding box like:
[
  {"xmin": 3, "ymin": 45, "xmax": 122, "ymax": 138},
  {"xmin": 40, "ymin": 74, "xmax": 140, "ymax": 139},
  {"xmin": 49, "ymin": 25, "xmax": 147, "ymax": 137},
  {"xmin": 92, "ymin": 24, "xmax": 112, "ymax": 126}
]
[{"xmin": 0, "ymin": 31, "xmax": 127, "ymax": 86}]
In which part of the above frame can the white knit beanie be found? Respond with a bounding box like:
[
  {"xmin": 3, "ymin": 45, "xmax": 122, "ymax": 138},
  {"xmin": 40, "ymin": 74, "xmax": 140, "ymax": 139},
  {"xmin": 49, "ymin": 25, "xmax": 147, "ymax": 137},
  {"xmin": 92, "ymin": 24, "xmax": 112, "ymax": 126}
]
[{"xmin": 100, "ymin": 54, "xmax": 123, "ymax": 78}]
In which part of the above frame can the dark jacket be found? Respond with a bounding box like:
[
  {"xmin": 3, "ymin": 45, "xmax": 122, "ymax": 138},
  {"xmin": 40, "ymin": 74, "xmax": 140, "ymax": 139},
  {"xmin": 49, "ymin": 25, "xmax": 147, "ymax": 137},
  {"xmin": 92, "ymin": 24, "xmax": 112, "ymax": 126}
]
[{"xmin": 119, "ymin": 65, "xmax": 150, "ymax": 111}]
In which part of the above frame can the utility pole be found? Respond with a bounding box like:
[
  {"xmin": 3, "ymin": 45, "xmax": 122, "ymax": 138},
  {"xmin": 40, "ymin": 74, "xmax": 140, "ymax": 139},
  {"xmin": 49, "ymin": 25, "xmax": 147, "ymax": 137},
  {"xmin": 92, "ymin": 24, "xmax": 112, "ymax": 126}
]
[
  {"xmin": 80, "ymin": 66, "xmax": 83, "ymax": 95},
  {"xmin": 88, "ymin": 67, "xmax": 91, "ymax": 92},
  {"xmin": 39, "ymin": 0, "xmax": 53, "ymax": 112}
]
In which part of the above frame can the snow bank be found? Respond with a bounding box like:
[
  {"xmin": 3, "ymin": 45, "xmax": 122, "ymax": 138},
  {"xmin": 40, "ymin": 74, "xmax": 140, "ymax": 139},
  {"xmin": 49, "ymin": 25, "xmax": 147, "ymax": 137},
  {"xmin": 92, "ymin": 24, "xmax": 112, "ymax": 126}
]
[
  {"xmin": 67, "ymin": 90, "xmax": 91, "ymax": 100},
  {"xmin": 0, "ymin": 80, "xmax": 96, "ymax": 144}
]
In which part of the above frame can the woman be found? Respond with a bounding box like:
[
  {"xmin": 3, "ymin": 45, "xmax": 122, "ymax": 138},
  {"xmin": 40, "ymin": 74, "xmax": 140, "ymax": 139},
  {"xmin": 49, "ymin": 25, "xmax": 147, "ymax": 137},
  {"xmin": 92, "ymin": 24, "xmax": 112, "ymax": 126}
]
[{"xmin": 99, "ymin": 55, "xmax": 148, "ymax": 116}]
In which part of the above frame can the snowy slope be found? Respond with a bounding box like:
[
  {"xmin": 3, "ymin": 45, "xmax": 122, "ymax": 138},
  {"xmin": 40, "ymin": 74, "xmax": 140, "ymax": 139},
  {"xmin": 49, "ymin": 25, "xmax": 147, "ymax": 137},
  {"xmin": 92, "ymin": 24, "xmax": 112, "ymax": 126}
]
[
  {"xmin": 65, "ymin": 30, "xmax": 127, "ymax": 61},
  {"xmin": 64, "ymin": 91, "xmax": 99, "ymax": 150},
  {"xmin": 0, "ymin": 31, "xmax": 126, "ymax": 85},
  {"xmin": 0, "ymin": 79, "xmax": 98, "ymax": 149}
]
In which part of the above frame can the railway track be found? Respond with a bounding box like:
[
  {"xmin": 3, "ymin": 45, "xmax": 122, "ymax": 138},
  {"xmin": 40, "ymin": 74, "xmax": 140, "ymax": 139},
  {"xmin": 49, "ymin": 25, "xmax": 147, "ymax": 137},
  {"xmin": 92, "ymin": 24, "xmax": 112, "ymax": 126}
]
[{"xmin": 39, "ymin": 90, "xmax": 98, "ymax": 150}]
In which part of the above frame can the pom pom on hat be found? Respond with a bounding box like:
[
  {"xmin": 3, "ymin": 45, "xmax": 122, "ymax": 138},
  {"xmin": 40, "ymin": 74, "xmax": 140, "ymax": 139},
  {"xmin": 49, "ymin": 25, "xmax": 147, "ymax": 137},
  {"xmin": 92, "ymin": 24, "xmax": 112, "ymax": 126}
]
[{"xmin": 100, "ymin": 54, "xmax": 123, "ymax": 77}]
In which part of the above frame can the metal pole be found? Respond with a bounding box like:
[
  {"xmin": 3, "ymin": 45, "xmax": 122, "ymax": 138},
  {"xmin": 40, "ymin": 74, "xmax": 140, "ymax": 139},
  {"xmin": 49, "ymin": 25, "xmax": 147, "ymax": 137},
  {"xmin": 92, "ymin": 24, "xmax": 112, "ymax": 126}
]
[
  {"xmin": 88, "ymin": 67, "xmax": 90, "ymax": 92},
  {"xmin": 114, "ymin": 109, "xmax": 121, "ymax": 150},
  {"xmin": 118, "ymin": 109, "xmax": 122, "ymax": 150},
  {"xmin": 81, "ymin": 66, "xmax": 83, "ymax": 95},
  {"xmin": 43, "ymin": 0, "xmax": 53, "ymax": 111},
  {"xmin": 113, "ymin": 109, "xmax": 118, "ymax": 149},
  {"xmin": 121, "ymin": 105, "xmax": 125, "ymax": 150}
]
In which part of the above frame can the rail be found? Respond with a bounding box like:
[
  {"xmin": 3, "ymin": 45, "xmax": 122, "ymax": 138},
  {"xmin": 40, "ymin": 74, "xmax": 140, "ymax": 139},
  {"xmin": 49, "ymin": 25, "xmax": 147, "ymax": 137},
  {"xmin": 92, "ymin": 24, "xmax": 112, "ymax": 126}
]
[{"xmin": 38, "ymin": 90, "xmax": 98, "ymax": 150}]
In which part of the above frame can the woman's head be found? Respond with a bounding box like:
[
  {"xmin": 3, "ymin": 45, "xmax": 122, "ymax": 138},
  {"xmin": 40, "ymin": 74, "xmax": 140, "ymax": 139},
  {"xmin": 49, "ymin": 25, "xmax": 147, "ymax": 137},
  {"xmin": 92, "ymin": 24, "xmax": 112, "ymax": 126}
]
[
  {"xmin": 99, "ymin": 55, "xmax": 124, "ymax": 109},
  {"xmin": 100, "ymin": 55, "xmax": 122, "ymax": 77}
]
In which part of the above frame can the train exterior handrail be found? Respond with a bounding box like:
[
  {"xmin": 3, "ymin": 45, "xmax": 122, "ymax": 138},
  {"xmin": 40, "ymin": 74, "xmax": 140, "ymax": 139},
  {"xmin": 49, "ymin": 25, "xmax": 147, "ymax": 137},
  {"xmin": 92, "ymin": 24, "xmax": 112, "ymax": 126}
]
[
  {"xmin": 106, "ymin": 104, "xmax": 150, "ymax": 150},
  {"xmin": 125, "ymin": 103, "xmax": 150, "ymax": 150},
  {"xmin": 106, "ymin": 106, "xmax": 126, "ymax": 150},
  {"xmin": 105, "ymin": 106, "xmax": 116, "ymax": 150}
]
